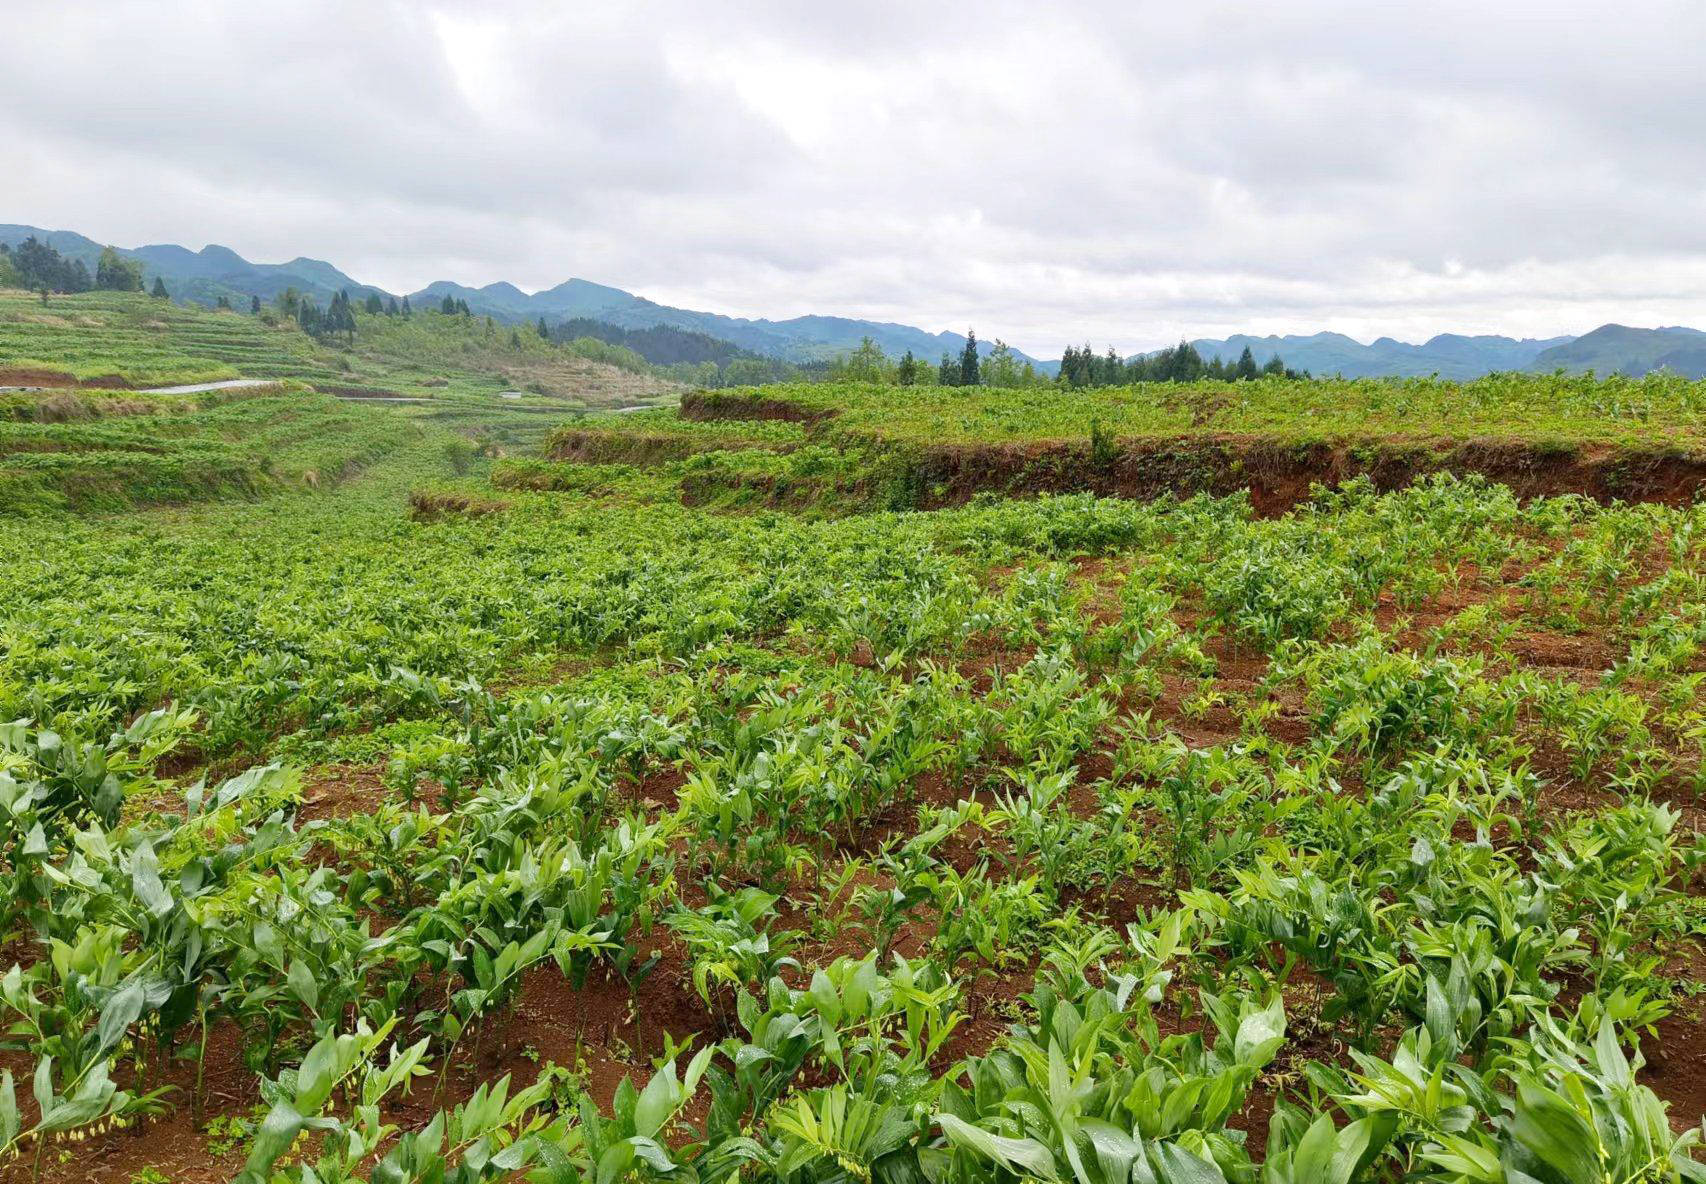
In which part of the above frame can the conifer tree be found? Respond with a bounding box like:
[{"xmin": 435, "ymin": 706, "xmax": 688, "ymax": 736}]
[
  {"xmin": 151, "ymin": 276, "xmax": 169, "ymax": 299},
  {"xmin": 959, "ymin": 329, "xmax": 980, "ymax": 386}
]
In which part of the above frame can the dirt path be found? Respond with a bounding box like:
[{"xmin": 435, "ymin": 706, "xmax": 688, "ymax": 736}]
[{"xmin": 136, "ymin": 378, "xmax": 278, "ymax": 394}]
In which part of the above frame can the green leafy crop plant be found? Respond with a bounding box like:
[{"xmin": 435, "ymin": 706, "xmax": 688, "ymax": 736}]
[{"xmin": 0, "ymin": 387, "xmax": 1704, "ymax": 1182}]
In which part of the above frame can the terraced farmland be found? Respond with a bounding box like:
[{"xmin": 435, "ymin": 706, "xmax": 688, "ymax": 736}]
[
  {"xmin": 536, "ymin": 377, "xmax": 1706, "ymax": 514},
  {"xmin": 0, "ymin": 288, "xmax": 681, "ymax": 407},
  {"xmin": 0, "ymin": 369, "xmax": 1703, "ymax": 1183},
  {"xmin": 0, "ymin": 290, "xmax": 312, "ymax": 387}
]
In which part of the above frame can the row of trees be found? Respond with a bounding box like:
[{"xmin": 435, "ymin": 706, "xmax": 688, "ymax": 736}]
[
  {"xmin": 927, "ymin": 331, "xmax": 1043, "ymax": 387},
  {"xmin": 272, "ymin": 287, "xmax": 419, "ymax": 338},
  {"xmin": 830, "ymin": 331, "xmax": 1044, "ymax": 389},
  {"xmin": 297, "ymin": 290, "xmax": 359, "ymax": 342},
  {"xmin": 1060, "ymin": 340, "xmax": 1307, "ymax": 386},
  {"xmin": 825, "ymin": 331, "xmax": 1311, "ymax": 390},
  {"xmin": 0, "ymin": 238, "xmax": 152, "ymax": 294}
]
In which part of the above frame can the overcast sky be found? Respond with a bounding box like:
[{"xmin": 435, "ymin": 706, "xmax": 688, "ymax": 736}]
[{"xmin": 8, "ymin": 1, "xmax": 1705, "ymax": 355}]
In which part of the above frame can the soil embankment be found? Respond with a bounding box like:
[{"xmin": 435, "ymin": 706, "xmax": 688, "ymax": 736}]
[{"xmin": 904, "ymin": 435, "xmax": 1706, "ymax": 513}]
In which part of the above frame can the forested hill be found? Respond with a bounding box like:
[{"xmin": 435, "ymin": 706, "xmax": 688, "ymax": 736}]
[
  {"xmin": 552, "ymin": 318, "xmax": 759, "ymax": 366},
  {"xmin": 1529, "ymin": 324, "xmax": 1706, "ymax": 379},
  {"xmin": 0, "ymin": 224, "xmax": 1016, "ymax": 366}
]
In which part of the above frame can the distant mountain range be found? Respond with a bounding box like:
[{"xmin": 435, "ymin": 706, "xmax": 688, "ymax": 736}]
[
  {"xmin": 0, "ymin": 224, "xmax": 1009, "ymax": 365},
  {"xmin": 7, "ymin": 224, "xmax": 1706, "ymax": 379},
  {"xmin": 1149, "ymin": 332, "xmax": 1565, "ymax": 380},
  {"xmin": 1161, "ymin": 329, "xmax": 1706, "ymax": 380}
]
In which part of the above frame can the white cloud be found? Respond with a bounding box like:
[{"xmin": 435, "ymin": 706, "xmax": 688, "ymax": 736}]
[{"xmin": 6, "ymin": 0, "xmax": 1705, "ymax": 355}]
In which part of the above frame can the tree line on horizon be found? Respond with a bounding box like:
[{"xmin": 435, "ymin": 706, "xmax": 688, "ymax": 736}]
[
  {"xmin": 0, "ymin": 239, "xmax": 1312, "ymax": 387},
  {"xmin": 835, "ymin": 331, "xmax": 1309, "ymax": 388},
  {"xmin": 1060, "ymin": 339, "xmax": 1308, "ymax": 385},
  {"xmin": 1, "ymin": 237, "xmax": 152, "ymax": 296}
]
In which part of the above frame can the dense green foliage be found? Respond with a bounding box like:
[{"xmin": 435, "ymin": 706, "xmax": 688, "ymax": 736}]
[
  {"xmin": 0, "ymin": 389, "xmax": 1703, "ymax": 1181},
  {"xmin": 645, "ymin": 372, "xmax": 1706, "ymax": 447},
  {"xmin": 0, "ymin": 238, "xmax": 92, "ymax": 294}
]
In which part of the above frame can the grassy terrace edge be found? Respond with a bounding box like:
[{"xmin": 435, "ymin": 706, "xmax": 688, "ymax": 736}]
[{"xmin": 539, "ymin": 377, "xmax": 1706, "ymax": 512}]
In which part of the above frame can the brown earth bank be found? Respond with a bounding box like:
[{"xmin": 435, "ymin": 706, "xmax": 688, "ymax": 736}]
[
  {"xmin": 546, "ymin": 429, "xmax": 774, "ymax": 465},
  {"xmin": 0, "ymin": 367, "xmax": 128, "ymax": 389},
  {"xmin": 408, "ymin": 489, "xmax": 512, "ymax": 520},
  {"xmin": 665, "ymin": 435, "xmax": 1706, "ymax": 516},
  {"xmin": 625, "ymin": 399, "xmax": 1706, "ymax": 512},
  {"xmin": 311, "ymin": 384, "xmax": 412, "ymax": 399},
  {"xmin": 678, "ymin": 390, "xmax": 836, "ymax": 423},
  {"xmin": 902, "ymin": 436, "xmax": 1706, "ymax": 514}
]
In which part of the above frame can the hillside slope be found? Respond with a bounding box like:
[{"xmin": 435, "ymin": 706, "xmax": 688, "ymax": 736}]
[
  {"xmin": 1530, "ymin": 324, "xmax": 1706, "ymax": 378},
  {"xmin": 1156, "ymin": 331, "xmax": 1573, "ymax": 379},
  {"xmin": 0, "ymin": 288, "xmax": 679, "ymax": 408},
  {"xmin": 2, "ymin": 224, "xmax": 1024, "ymax": 364}
]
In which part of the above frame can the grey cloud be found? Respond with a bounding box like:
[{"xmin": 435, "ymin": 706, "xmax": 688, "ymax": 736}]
[{"xmin": 6, "ymin": 0, "xmax": 1706, "ymax": 355}]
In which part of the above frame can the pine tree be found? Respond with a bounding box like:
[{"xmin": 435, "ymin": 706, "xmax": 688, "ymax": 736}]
[
  {"xmin": 1234, "ymin": 346, "xmax": 1259, "ymax": 380},
  {"xmin": 151, "ymin": 276, "xmax": 169, "ymax": 299},
  {"xmin": 897, "ymin": 350, "xmax": 918, "ymax": 386},
  {"xmin": 1160, "ymin": 340, "xmax": 1203, "ymax": 382},
  {"xmin": 250, "ymin": 295, "xmax": 262, "ymax": 314},
  {"xmin": 939, "ymin": 352, "xmax": 958, "ymax": 386},
  {"xmin": 959, "ymin": 330, "xmax": 980, "ymax": 387},
  {"xmin": 401, "ymin": 296, "xmax": 412, "ymax": 318},
  {"xmin": 537, "ymin": 317, "xmax": 549, "ymax": 340},
  {"xmin": 365, "ymin": 293, "xmax": 383, "ymax": 315},
  {"xmin": 387, "ymin": 297, "xmax": 399, "ymax": 316},
  {"xmin": 441, "ymin": 294, "xmax": 456, "ymax": 315}
]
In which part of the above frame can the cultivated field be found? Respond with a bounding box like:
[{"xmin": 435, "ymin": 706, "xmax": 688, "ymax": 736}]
[
  {"xmin": 0, "ymin": 289, "xmax": 679, "ymax": 406},
  {"xmin": 0, "ymin": 365, "xmax": 1703, "ymax": 1182}
]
